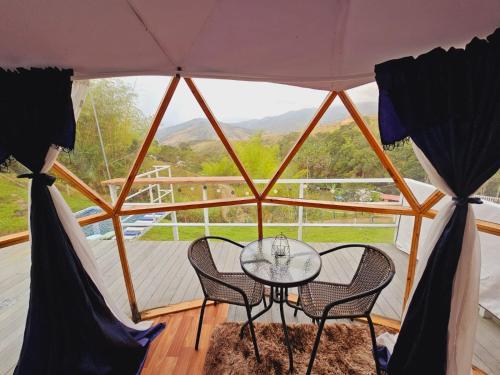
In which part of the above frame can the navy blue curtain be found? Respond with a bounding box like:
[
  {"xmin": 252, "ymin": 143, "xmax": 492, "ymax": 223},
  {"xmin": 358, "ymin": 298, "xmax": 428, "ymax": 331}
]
[
  {"xmin": 375, "ymin": 29, "xmax": 500, "ymax": 374},
  {"xmin": 0, "ymin": 68, "xmax": 164, "ymax": 375}
]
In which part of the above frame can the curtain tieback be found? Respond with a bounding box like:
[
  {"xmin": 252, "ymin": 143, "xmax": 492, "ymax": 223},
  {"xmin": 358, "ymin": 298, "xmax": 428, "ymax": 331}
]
[
  {"xmin": 17, "ymin": 173, "xmax": 56, "ymax": 186},
  {"xmin": 452, "ymin": 196, "xmax": 483, "ymax": 206}
]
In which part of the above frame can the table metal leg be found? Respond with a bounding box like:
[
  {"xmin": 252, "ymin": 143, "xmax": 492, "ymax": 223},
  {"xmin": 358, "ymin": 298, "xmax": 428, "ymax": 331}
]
[
  {"xmin": 240, "ymin": 286, "xmax": 274, "ymax": 338},
  {"xmin": 240, "ymin": 286, "xmax": 295, "ymax": 372},
  {"xmin": 278, "ymin": 287, "xmax": 294, "ymax": 372}
]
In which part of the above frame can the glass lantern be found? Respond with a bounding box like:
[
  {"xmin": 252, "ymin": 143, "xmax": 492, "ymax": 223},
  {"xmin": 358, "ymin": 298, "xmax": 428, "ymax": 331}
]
[{"xmin": 271, "ymin": 233, "xmax": 290, "ymax": 258}]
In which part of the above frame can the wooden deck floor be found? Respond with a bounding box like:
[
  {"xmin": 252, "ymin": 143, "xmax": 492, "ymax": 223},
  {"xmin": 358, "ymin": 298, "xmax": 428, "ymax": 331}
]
[
  {"xmin": 142, "ymin": 303, "xmax": 230, "ymax": 374},
  {"xmin": 139, "ymin": 304, "xmax": 486, "ymax": 375},
  {"xmin": 0, "ymin": 240, "xmax": 499, "ymax": 374}
]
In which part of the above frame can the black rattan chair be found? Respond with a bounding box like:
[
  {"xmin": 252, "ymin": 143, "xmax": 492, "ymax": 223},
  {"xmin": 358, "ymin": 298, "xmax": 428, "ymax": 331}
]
[
  {"xmin": 188, "ymin": 236, "xmax": 265, "ymax": 361},
  {"xmin": 295, "ymin": 244, "xmax": 395, "ymax": 375}
]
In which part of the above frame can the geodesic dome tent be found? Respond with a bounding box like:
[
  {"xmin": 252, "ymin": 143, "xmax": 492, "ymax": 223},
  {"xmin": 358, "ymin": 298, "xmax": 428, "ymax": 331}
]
[
  {"xmin": 0, "ymin": 1, "xmax": 499, "ymax": 375},
  {"xmin": 0, "ymin": 0, "xmax": 498, "ymax": 89}
]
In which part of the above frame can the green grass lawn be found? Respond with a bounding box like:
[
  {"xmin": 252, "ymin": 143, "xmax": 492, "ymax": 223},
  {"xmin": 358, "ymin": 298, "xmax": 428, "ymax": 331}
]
[
  {"xmin": 0, "ymin": 174, "xmax": 94, "ymax": 236},
  {"xmin": 140, "ymin": 225, "xmax": 394, "ymax": 243},
  {"xmin": 1, "ymin": 171, "xmax": 395, "ymax": 244},
  {"xmin": 0, "ymin": 175, "xmax": 30, "ymax": 235}
]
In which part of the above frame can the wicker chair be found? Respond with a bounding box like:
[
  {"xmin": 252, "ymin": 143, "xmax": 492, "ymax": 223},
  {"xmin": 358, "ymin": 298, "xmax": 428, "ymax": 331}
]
[
  {"xmin": 295, "ymin": 244, "xmax": 395, "ymax": 375},
  {"xmin": 188, "ymin": 236, "xmax": 265, "ymax": 361}
]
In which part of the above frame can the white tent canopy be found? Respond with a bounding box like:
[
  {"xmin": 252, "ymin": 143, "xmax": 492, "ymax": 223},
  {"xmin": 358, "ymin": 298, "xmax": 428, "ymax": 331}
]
[{"xmin": 1, "ymin": 0, "xmax": 499, "ymax": 90}]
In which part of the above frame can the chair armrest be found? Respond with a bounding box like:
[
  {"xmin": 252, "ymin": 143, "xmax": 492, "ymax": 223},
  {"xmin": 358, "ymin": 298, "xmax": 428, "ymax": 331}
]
[
  {"xmin": 196, "ymin": 268, "xmax": 250, "ymax": 304},
  {"xmin": 319, "ymin": 243, "xmax": 367, "ymax": 256},
  {"xmin": 321, "ymin": 288, "xmax": 379, "ymax": 318},
  {"xmin": 202, "ymin": 236, "xmax": 244, "ymax": 248},
  {"xmin": 321, "ymin": 279, "xmax": 392, "ymax": 318}
]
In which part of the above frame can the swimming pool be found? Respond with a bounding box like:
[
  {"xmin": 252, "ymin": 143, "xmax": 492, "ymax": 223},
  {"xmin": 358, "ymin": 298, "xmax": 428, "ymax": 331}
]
[{"xmin": 76, "ymin": 206, "xmax": 167, "ymax": 239}]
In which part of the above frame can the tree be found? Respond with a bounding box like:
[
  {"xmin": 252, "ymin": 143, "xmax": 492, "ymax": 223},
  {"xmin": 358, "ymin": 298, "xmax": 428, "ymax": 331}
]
[
  {"xmin": 290, "ymin": 119, "xmax": 427, "ymax": 182},
  {"xmin": 59, "ymin": 79, "xmax": 150, "ymax": 193},
  {"xmin": 201, "ymin": 133, "xmax": 281, "ymax": 178}
]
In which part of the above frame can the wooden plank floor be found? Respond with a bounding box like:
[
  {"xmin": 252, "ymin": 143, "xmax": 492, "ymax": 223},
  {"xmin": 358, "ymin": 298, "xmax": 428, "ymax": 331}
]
[
  {"xmin": 144, "ymin": 305, "xmax": 486, "ymax": 375},
  {"xmin": 0, "ymin": 240, "xmax": 499, "ymax": 374},
  {"xmin": 142, "ymin": 303, "xmax": 229, "ymax": 374}
]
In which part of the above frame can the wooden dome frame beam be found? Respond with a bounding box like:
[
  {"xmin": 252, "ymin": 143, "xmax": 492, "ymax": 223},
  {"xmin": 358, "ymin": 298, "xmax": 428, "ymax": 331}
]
[
  {"xmin": 260, "ymin": 91, "xmax": 338, "ymax": 199},
  {"xmin": 0, "ymin": 76, "xmax": 499, "ymax": 323}
]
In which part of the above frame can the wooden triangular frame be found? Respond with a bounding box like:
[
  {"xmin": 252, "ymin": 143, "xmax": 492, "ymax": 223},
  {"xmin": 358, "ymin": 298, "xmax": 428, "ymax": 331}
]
[
  {"xmin": 105, "ymin": 77, "xmax": 428, "ymax": 318},
  {"xmin": 114, "ymin": 76, "xmax": 260, "ymax": 214},
  {"xmin": 108, "ymin": 76, "xmax": 260, "ymax": 319},
  {"xmin": 1, "ymin": 75, "xmax": 498, "ymax": 322},
  {"xmin": 261, "ymin": 91, "xmax": 420, "ymax": 210}
]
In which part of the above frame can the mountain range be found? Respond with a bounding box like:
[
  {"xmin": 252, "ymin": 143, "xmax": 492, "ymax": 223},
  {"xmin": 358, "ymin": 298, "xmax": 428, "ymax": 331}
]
[{"xmin": 155, "ymin": 101, "xmax": 377, "ymax": 145}]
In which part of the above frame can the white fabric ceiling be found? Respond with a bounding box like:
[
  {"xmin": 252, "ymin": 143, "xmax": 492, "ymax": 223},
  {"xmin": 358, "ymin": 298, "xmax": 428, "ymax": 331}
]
[{"xmin": 1, "ymin": 0, "xmax": 499, "ymax": 90}]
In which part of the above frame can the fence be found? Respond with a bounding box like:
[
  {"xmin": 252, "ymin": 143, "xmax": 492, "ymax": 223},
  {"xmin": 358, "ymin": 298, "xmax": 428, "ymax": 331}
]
[
  {"xmin": 108, "ymin": 165, "xmax": 179, "ymax": 240},
  {"xmin": 104, "ymin": 167, "xmax": 402, "ymax": 241}
]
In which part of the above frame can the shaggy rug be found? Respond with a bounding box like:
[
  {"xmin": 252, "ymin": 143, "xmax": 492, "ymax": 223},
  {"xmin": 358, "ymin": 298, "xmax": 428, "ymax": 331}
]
[{"xmin": 203, "ymin": 322, "xmax": 394, "ymax": 375}]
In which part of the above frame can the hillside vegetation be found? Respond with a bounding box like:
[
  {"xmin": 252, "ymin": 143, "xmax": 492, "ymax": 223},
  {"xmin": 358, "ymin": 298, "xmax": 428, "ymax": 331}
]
[
  {"xmin": 1, "ymin": 79, "xmax": 498, "ymax": 239},
  {"xmin": 43, "ymin": 79, "xmax": 430, "ymax": 191}
]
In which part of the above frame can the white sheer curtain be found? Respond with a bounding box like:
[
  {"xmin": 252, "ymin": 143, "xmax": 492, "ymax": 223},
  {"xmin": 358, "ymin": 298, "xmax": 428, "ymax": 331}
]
[
  {"xmin": 411, "ymin": 144, "xmax": 480, "ymax": 375},
  {"xmin": 28, "ymin": 81, "xmax": 153, "ymax": 330},
  {"xmin": 378, "ymin": 142, "xmax": 480, "ymax": 375},
  {"xmin": 38, "ymin": 146, "xmax": 152, "ymax": 330}
]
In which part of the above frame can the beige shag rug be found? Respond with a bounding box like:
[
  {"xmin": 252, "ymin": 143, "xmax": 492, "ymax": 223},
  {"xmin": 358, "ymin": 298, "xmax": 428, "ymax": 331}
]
[{"xmin": 203, "ymin": 322, "xmax": 393, "ymax": 375}]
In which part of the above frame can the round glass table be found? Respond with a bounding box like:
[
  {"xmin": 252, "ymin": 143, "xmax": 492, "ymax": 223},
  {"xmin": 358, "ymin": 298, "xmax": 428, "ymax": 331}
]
[
  {"xmin": 240, "ymin": 238, "xmax": 322, "ymax": 372},
  {"xmin": 241, "ymin": 237, "xmax": 322, "ymax": 287}
]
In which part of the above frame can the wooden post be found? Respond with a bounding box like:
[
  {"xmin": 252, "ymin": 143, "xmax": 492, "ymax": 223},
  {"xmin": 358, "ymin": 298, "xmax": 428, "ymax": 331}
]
[
  {"xmin": 114, "ymin": 76, "xmax": 180, "ymax": 211},
  {"xmin": 338, "ymin": 91, "xmax": 421, "ymax": 212},
  {"xmin": 403, "ymin": 214, "xmax": 423, "ymax": 313},
  {"xmin": 257, "ymin": 201, "xmax": 263, "ymax": 239},
  {"xmin": 184, "ymin": 77, "xmax": 260, "ymax": 199},
  {"xmin": 112, "ymin": 215, "xmax": 140, "ymax": 322},
  {"xmin": 261, "ymin": 92, "xmax": 337, "ymax": 198}
]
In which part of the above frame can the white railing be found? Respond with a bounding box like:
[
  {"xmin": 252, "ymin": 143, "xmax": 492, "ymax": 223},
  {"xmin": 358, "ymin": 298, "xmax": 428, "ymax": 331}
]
[
  {"xmin": 108, "ymin": 165, "xmax": 180, "ymax": 240},
  {"xmin": 104, "ymin": 166, "xmax": 403, "ymax": 240},
  {"xmin": 475, "ymin": 194, "xmax": 500, "ymax": 205}
]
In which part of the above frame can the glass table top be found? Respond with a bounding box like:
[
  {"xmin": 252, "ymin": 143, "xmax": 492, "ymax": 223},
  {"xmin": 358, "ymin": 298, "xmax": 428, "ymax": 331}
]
[{"xmin": 240, "ymin": 237, "xmax": 322, "ymax": 287}]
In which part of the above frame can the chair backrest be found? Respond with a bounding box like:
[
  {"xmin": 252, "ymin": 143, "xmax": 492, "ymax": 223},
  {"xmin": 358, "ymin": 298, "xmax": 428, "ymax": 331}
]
[
  {"xmin": 188, "ymin": 237, "xmax": 222, "ymax": 298},
  {"xmin": 320, "ymin": 244, "xmax": 395, "ymax": 314},
  {"xmin": 188, "ymin": 236, "xmax": 243, "ymax": 298},
  {"xmin": 188, "ymin": 237, "xmax": 220, "ymax": 279},
  {"xmin": 350, "ymin": 245, "xmax": 395, "ymax": 302}
]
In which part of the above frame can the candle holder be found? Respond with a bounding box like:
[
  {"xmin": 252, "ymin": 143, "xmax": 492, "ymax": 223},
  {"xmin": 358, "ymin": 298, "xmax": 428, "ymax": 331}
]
[{"xmin": 271, "ymin": 233, "xmax": 290, "ymax": 258}]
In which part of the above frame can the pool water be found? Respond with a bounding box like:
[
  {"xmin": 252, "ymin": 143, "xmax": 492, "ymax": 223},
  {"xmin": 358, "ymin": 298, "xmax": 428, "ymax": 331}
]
[{"xmin": 76, "ymin": 206, "xmax": 166, "ymax": 239}]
